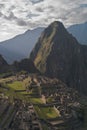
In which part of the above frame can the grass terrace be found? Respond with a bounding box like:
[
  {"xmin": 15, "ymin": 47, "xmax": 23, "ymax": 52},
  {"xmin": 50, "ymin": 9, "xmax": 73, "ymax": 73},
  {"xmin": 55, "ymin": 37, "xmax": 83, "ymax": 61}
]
[
  {"xmin": 0, "ymin": 79, "xmax": 44, "ymax": 104},
  {"xmin": 29, "ymin": 98, "xmax": 43, "ymax": 104},
  {"xmin": 34, "ymin": 106, "xmax": 60, "ymax": 119},
  {"xmin": 7, "ymin": 81, "xmax": 24, "ymax": 91},
  {"xmin": 0, "ymin": 80, "xmax": 28, "ymax": 101}
]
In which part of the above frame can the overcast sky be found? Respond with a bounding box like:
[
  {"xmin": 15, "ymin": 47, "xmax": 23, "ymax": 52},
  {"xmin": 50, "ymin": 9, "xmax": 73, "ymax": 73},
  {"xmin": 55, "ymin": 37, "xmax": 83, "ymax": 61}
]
[{"xmin": 0, "ymin": 0, "xmax": 87, "ymax": 41}]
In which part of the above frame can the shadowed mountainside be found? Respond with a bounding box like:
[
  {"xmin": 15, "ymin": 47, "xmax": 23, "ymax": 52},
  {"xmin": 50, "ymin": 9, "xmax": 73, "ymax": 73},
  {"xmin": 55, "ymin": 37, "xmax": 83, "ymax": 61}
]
[
  {"xmin": 30, "ymin": 21, "xmax": 87, "ymax": 95},
  {"xmin": 13, "ymin": 58, "xmax": 39, "ymax": 73},
  {"xmin": 0, "ymin": 55, "xmax": 9, "ymax": 73}
]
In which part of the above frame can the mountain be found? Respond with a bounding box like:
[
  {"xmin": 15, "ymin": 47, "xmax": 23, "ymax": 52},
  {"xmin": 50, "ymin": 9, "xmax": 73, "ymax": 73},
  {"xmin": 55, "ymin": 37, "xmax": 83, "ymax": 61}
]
[
  {"xmin": 0, "ymin": 55, "xmax": 38, "ymax": 75},
  {"xmin": 0, "ymin": 54, "xmax": 9, "ymax": 73},
  {"xmin": 30, "ymin": 21, "xmax": 87, "ymax": 95},
  {"xmin": 67, "ymin": 22, "xmax": 87, "ymax": 44},
  {"xmin": 0, "ymin": 44, "xmax": 25, "ymax": 64},
  {"xmin": 0, "ymin": 27, "xmax": 44, "ymax": 64},
  {"xmin": 13, "ymin": 58, "xmax": 39, "ymax": 73}
]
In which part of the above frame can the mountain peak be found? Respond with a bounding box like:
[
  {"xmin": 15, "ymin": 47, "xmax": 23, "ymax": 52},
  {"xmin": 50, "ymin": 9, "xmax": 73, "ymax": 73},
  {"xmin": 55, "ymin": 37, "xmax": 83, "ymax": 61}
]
[
  {"xmin": 50, "ymin": 21, "xmax": 64, "ymax": 28},
  {"xmin": 44, "ymin": 21, "xmax": 68, "ymax": 38},
  {"xmin": 47, "ymin": 21, "xmax": 66, "ymax": 33}
]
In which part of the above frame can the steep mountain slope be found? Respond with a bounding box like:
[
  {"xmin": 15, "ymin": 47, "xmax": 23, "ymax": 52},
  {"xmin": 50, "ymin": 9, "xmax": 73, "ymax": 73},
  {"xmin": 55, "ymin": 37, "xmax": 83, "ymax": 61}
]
[
  {"xmin": 0, "ymin": 27, "xmax": 44, "ymax": 63},
  {"xmin": 0, "ymin": 55, "xmax": 9, "ymax": 73},
  {"xmin": 30, "ymin": 21, "xmax": 87, "ymax": 95},
  {"xmin": 67, "ymin": 22, "xmax": 87, "ymax": 44},
  {"xmin": 13, "ymin": 58, "xmax": 39, "ymax": 73}
]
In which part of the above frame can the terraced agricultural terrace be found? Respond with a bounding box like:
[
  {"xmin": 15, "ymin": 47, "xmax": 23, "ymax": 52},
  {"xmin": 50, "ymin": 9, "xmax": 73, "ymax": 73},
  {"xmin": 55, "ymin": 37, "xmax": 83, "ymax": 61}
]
[{"xmin": 0, "ymin": 74, "xmax": 87, "ymax": 130}]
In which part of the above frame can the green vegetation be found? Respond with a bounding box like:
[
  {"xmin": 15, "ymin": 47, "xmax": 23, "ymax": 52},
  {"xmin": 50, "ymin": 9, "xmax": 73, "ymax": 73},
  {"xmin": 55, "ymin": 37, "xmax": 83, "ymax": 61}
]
[
  {"xmin": 29, "ymin": 98, "xmax": 43, "ymax": 104},
  {"xmin": 6, "ymin": 81, "xmax": 30, "ymax": 101},
  {"xmin": 0, "ymin": 80, "xmax": 28, "ymax": 102},
  {"xmin": 34, "ymin": 106, "xmax": 59, "ymax": 119},
  {"xmin": 7, "ymin": 81, "xmax": 24, "ymax": 91},
  {"xmin": 0, "ymin": 79, "xmax": 43, "ymax": 104},
  {"xmin": 46, "ymin": 97, "xmax": 54, "ymax": 103},
  {"xmin": 23, "ymin": 77, "xmax": 31, "ymax": 87}
]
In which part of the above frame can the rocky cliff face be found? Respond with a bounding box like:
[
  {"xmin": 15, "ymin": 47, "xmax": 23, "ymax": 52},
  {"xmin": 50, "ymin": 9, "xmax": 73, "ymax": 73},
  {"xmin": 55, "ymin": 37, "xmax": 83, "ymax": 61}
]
[{"xmin": 30, "ymin": 21, "xmax": 87, "ymax": 95}]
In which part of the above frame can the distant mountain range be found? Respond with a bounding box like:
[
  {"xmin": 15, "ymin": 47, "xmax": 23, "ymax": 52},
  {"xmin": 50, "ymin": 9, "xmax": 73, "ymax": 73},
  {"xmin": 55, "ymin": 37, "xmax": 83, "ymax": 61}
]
[
  {"xmin": 30, "ymin": 21, "xmax": 87, "ymax": 95},
  {"xmin": 0, "ymin": 44, "xmax": 25, "ymax": 64},
  {"xmin": 0, "ymin": 27, "xmax": 44, "ymax": 64},
  {"xmin": 67, "ymin": 22, "xmax": 87, "ymax": 44}
]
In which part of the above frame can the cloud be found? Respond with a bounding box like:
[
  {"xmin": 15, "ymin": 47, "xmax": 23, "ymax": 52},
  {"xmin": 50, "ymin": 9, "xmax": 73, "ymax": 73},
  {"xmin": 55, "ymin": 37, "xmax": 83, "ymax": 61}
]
[
  {"xmin": 0, "ymin": 0, "xmax": 87, "ymax": 41},
  {"xmin": 30, "ymin": 0, "xmax": 44, "ymax": 4},
  {"xmin": 4, "ymin": 12, "xmax": 17, "ymax": 20},
  {"xmin": 0, "ymin": 12, "xmax": 3, "ymax": 17},
  {"xmin": 16, "ymin": 19, "xmax": 27, "ymax": 26},
  {"xmin": 0, "ymin": 4, "xmax": 5, "ymax": 9}
]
